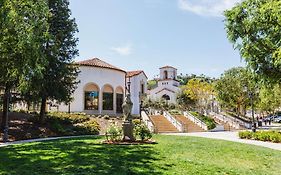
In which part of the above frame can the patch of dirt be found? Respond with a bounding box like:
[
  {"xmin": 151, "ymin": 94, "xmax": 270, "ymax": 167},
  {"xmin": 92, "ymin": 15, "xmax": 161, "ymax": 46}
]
[{"xmin": 0, "ymin": 112, "xmax": 56, "ymax": 142}]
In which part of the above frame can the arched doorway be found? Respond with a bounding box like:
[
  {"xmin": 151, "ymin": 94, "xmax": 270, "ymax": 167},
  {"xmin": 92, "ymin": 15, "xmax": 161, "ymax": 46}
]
[
  {"xmin": 102, "ymin": 84, "xmax": 114, "ymax": 110},
  {"xmin": 84, "ymin": 83, "xmax": 99, "ymax": 110},
  {"xmin": 162, "ymin": 94, "xmax": 170, "ymax": 101},
  {"xmin": 116, "ymin": 86, "xmax": 124, "ymax": 113}
]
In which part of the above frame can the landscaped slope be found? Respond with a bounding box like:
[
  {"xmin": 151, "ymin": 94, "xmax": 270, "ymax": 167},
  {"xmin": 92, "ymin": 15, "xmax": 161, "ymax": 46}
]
[{"xmin": 0, "ymin": 135, "xmax": 280, "ymax": 175}]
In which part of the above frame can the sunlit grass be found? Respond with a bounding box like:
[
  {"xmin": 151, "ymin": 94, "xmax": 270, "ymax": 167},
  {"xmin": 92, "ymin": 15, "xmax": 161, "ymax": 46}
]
[{"xmin": 0, "ymin": 135, "xmax": 280, "ymax": 175}]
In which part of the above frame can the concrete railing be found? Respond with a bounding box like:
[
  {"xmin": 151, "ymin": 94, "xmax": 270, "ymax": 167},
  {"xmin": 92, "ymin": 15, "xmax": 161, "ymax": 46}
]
[
  {"xmin": 209, "ymin": 112, "xmax": 240, "ymax": 129},
  {"xmin": 141, "ymin": 111, "xmax": 156, "ymax": 133},
  {"xmin": 183, "ymin": 111, "xmax": 208, "ymax": 131},
  {"xmin": 163, "ymin": 111, "xmax": 184, "ymax": 132}
]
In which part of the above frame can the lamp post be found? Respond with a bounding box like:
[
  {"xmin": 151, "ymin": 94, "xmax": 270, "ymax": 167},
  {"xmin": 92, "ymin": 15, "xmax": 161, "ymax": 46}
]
[
  {"xmin": 127, "ymin": 77, "xmax": 131, "ymax": 94},
  {"xmin": 243, "ymin": 85, "xmax": 256, "ymax": 132},
  {"xmin": 139, "ymin": 92, "xmax": 143, "ymax": 122},
  {"xmin": 249, "ymin": 91, "xmax": 256, "ymax": 132}
]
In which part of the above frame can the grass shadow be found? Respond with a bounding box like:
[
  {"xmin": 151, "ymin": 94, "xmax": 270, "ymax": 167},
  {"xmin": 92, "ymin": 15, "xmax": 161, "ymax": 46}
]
[{"xmin": 0, "ymin": 137, "xmax": 164, "ymax": 175}]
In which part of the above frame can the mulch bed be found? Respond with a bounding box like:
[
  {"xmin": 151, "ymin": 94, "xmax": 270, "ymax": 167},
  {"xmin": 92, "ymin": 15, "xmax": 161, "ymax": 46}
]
[{"xmin": 0, "ymin": 112, "xmax": 56, "ymax": 142}]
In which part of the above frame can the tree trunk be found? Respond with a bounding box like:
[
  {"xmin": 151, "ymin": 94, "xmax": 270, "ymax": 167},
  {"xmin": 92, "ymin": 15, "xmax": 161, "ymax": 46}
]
[
  {"xmin": 1, "ymin": 87, "xmax": 10, "ymax": 142},
  {"xmin": 27, "ymin": 100, "xmax": 30, "ymax": 111},
  {"xmin": 68, "ymin": 103, "xmax": 70, "ymax": 113},
  {"xmin": 39, "ymin": 97, "xmax": 47, "ymax": 124}
]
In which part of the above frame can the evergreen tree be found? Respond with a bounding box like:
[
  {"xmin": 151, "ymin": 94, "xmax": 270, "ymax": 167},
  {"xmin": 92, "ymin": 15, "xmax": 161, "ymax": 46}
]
[
  {"xmin": 31, "ymin": 0, "xmax": 79, "ymax": 123},
  {"xmin": 0, "ymin": 0, "xmax": 49, "ymax": 141}
]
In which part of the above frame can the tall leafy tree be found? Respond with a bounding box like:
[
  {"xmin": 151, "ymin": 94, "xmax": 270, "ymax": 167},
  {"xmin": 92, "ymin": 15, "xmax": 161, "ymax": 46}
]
[
  {"xmin": 224, "ymin": 0, "xmax": 281, "ymax": 82},
  {"xmin": 0, "ymin": 0, "xmax": 49, "ymax": 141},
  {"xmin": 30, "ymin": 0, "xmax": 79, "ymax": 123},
  {"xmin": 258, "ymin": 84, "xmax": 281, "ymax": 114},
  {"xmin": 182, "ymin": 78, "xmax": 213, "ymax": 114},
  {"xmin": 215, "ymin": 67, "xmax": 256, "ymax": 116}
]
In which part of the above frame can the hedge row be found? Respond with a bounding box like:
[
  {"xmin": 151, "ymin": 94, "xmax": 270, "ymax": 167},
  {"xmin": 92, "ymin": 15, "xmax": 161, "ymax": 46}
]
[{"xmin": 239, "ymin": 131, "xmax": 281, "ymax": 143}]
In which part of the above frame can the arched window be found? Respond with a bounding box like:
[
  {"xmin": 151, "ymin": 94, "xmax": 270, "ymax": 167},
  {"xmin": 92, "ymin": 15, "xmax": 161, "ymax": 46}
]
[
  {"xmin": 84, "ymin": 83, "xmax": 99, "ymax": 110},
  {"xmin": 103, "ymin": 85, "xmax": 114, "ymax": 110},
  {"xmin": 116, "ymin": 87, "xmax": 124, "ymax": 113},
  {"xmin": 164, "ymin": 70, "xmax": 168, "ymax": 79}
]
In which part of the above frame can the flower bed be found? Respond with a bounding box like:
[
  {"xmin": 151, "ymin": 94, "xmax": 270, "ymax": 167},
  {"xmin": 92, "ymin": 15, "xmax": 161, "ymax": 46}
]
[{"xmin": 189, "ymin": 111, "xmax": 216, "ymax": 130}]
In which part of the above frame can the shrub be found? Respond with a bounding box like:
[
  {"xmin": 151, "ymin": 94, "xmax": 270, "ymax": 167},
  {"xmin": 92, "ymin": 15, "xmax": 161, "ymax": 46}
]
[
  {"xmin": 270, "ymin": 132, "xmax": 281, "ymax": 143},
  {"xmin": 169, "ymin": 110, "xmax": 181, "ymax": 115},
  {"xmin": 74, "ymin": 119, "xmax": 100, "ymax": 135},
  {"xmin": 239, "ymin": 131, "xmax": 281, "ymax": 143},
  {"xmin": 106, "ymin": 123, "xmax": 122, "ymax": 142},
  {"xmin": 103, "ymin": 115, "xmax": 110, "ymax": 120},
  {"xmin": 50, "ymin": 120, "xmax": 67, "ymax": 134},
  {"xmin": 189, "ymin": 111, "xmax": 216, "ymax": 130},
  {"xmin": 239, "ymin": 131, "xmax": 253, "ymax": 139},
  {"xmin": 83, "ymin": 120, "xmax": 100, "ymax": 134},
  {"xmin": 134, "ymin": 123, "xmax": 152, "ymax": 141},
  {"xmin": 47, "ymin": 112, "xmax": 100, "ymax": 136},
  {"xmin": 132, "ymin": 119, "xmax": 141, "ymax": 126}
]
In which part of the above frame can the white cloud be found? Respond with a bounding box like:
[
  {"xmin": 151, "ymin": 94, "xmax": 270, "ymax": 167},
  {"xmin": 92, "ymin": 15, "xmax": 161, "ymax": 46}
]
[
  {"xmin": 111, "ymin": 44, "xmax": 132, "ymax": 56},
  {"xmin": 178, "ymin": 0, "xmax": 242, "ymax": 17}
]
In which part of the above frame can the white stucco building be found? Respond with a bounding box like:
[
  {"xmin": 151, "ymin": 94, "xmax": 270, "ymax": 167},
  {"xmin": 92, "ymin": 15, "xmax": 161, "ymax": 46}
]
[
  {"xmin": 148, "ymin": 66, "xmax": 180, "ymax": 104},
  {"xmin": 126, "ymin": 70, "xmax": 148, "ymax": 115},
  {"xmin": 58, "ymin": 58, "xmax": 147, "ymax": 115}
]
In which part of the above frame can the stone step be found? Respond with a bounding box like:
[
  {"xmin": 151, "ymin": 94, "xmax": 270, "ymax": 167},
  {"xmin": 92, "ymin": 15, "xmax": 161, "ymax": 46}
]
[
  {"xmin": 150, "ymin": 115, "xmax": 179, "ymax": 133},
  {"xmin": 174, "ymin": 115, "xmax": 204, "ymax": 133}
]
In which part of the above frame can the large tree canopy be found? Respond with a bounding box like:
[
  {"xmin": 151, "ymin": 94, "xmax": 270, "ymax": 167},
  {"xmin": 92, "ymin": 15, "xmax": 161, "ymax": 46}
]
[
  {"xmin": 215, "ymin": 67, "xmax": 256, "ymax": 116},
  {"xmin": 224, "ymin": 0, "xmax": 281, "ymax": 81},
  {"xmin": 182, "ymin": 78, "xmax": 213, "ymax": 113},
  {"xmin": 0, "ymin": 0, "xmax": 49, "ymax": 87}
]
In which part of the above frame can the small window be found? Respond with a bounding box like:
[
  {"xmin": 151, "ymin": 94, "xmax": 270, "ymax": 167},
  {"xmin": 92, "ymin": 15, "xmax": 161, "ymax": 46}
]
[{"xmin": 141, "ymin": 84, "xmax": 144, "ymax": 94}]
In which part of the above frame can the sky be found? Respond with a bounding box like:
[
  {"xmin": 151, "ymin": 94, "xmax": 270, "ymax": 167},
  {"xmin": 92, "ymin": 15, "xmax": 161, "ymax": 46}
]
[{"xmin": 69, "ymin": 0, "xmax": 244, "ymax": 79}]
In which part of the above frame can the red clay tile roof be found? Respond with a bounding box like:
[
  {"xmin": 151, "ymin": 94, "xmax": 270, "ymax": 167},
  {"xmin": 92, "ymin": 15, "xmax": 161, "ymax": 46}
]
[
  {"xmin": 76, "ymin": 58, "xmax": 126, "ymax": 73},
  {"xmin": 126, "ymin": 70, "xmax": 148, "ymax": 79},
  {"xmin": 160, "ymin": 65, "xmax": 177, "ymax": 70}
]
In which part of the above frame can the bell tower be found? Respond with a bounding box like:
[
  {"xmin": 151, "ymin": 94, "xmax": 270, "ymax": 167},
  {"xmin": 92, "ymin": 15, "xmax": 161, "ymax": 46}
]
[{"xmin": 159, "ymin": 66, "xmax": 177, "ymax": 80}]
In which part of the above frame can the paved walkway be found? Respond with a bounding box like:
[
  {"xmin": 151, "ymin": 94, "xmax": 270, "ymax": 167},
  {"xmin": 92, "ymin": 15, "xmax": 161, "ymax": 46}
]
[
  {"xmin": 162, "ymin": 131, "xmax": 281, "ymax": 151},
  {"xmin": 1, "ymin": 132, "xmax": 281, "ymax": 151}
]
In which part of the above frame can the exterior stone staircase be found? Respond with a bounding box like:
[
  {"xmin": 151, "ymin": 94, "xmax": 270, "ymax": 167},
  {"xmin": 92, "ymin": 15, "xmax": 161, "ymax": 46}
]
[
  {"xmin": 174, "ymin": 115, "xmax": 204, "ymax": 132},
  {"xmin": 150, "ymin": 115, "xmax": 179, "ymax": 133},
  {"xmin": 212, "ymin": 117, "xmax": 236, "ymax": 131}
]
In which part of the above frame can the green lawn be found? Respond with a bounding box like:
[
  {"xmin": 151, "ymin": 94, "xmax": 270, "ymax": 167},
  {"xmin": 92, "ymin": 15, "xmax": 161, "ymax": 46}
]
[{"xmin": 0, "ymin": 135, "xmax": 280, "ymax": 175}]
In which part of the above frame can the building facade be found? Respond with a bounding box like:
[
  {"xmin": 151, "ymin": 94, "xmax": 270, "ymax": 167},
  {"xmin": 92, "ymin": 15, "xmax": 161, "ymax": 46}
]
[
  {"xmin": 148, "ymin": 66, "xmax": 180, "ymax": 104},
  {"xmin": 126, "ymin": 70, "xmax": 148, "ymax": 115},
  {"xmin": 58, "ymin": 58, "xmax": 147, "ymax": 115}
]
